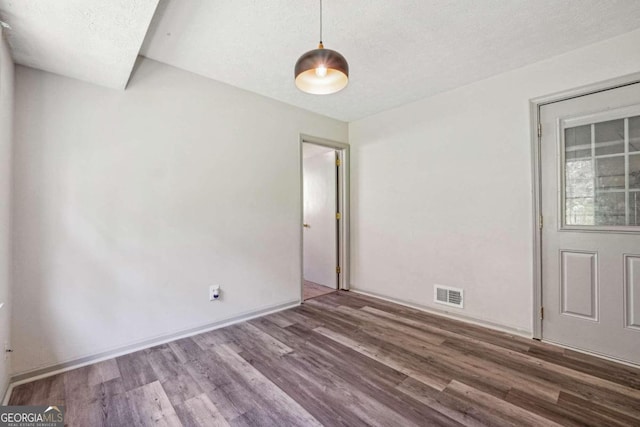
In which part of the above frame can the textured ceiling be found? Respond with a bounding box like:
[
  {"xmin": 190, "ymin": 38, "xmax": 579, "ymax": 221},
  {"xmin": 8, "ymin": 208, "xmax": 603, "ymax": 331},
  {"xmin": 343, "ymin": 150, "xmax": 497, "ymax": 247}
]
[
  {"xmin": 141, "ymin": 0, "xmax": 640, "ymax": 121},
  {"xmin": 0, "ymin": 0, "xmax": 158, "ymax": 89},
  {"xmin": 1, "ymin": 1, "xmax": 640, "ymax": 119}
]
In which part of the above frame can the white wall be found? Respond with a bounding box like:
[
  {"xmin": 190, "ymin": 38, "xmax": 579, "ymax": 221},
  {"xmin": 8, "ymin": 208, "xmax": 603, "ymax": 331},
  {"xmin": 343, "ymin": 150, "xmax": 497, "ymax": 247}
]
[
  {"xmin": 349, "ymin": 29, "xmax": 640, "ymax": 333},
  {"xmin": 12, "ymin": 58, "xmax": 347, "ymax": 375},
  {"xmin": 0, "ymin": 28, "xmax": 14, "ymax": 395}
]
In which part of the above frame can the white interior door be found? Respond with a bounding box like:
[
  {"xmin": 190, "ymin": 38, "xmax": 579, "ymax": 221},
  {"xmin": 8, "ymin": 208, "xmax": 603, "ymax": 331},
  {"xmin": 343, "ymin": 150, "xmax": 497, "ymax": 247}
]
[
  {"xmin": 540, "ymin": 82, "xmax": 640, "ymax": 364},
  {"xmin": 303, "ymin": 146, "xmax": 337, "ymax": 289}
]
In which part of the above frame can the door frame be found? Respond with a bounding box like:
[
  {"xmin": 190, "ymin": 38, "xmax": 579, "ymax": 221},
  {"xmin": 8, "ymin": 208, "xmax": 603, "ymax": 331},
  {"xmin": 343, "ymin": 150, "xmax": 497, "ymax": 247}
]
[
  {"xmin": 530, "ymin": 72, "xmax": 640, "ymax": 339},
  {"xmin": 299, "ymin": 134, "xmax": 350, "ymax": 302}
]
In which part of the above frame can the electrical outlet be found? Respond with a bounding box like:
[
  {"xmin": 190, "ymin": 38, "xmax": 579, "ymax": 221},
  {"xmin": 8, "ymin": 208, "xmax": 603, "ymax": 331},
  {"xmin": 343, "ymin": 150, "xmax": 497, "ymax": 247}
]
[{"xmin": 209, "ymin": 285, "xmax": 221, "ymax": 301}]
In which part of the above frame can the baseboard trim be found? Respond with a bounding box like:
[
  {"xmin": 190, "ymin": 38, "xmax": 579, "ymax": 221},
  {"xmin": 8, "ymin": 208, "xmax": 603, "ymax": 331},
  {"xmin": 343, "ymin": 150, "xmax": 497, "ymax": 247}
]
[
  {"xmin": 3, "ymin": 299, "xmax": 300, "ymax": 404},
  {"xmin": 349, "ymin": 288, "xmax": 532, "ymax": 338}
]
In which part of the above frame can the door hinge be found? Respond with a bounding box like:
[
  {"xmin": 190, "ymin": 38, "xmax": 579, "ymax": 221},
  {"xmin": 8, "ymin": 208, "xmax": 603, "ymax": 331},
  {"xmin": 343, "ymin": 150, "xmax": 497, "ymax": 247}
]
[
  {"xmin": 537, "ymin": 122, "xmax": 542, "ymax": 138},
  {"xmin": 336, "ymin": 158, "xmax": 341, "ymax": 167},
  {"xmin": 539, "ymin": 215, "xmax": 543, "ymax": 229},
  {"xmin": 336, "ymin": 212, "xmax": 341, "ymax": 220},
  {"xmin": 336, "ymin": 266, "xmax": 341, "ymax": 274},
  {"xmin": 540, "ymin": 307, "xmax": 544, "ymax": 319}
]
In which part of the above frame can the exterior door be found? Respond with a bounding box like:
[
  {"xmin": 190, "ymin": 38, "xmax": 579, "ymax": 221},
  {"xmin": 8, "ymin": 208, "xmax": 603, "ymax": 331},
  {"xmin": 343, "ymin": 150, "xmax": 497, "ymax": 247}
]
[
  {"xmin": 303, "ymin": 147, "xmax": 338, "ymax": 289},
  {"xmin": 540, "ymin": 82, "xmax": 640, "ymax": 364}
]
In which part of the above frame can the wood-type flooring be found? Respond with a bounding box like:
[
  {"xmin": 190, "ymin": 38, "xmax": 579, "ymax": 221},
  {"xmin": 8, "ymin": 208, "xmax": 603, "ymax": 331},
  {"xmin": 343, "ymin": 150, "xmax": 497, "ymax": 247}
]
[
  {"xmin": 9, "ymin": 291, "xmax": 640, "ymax": 426},
  {"xmin": 303, "ymin": 281, "xmax": 336, "ymax": 301}
]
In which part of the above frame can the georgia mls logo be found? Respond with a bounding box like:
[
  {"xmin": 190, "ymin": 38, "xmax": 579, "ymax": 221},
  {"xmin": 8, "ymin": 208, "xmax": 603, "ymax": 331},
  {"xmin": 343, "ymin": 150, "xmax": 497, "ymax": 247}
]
[
  {"xmin": 0, "ymin": 405, "xmax": 65, "ymax": 427},
  {"xmin": 43, "ymin": 406, "xmax": 62, "ymax": 417}
]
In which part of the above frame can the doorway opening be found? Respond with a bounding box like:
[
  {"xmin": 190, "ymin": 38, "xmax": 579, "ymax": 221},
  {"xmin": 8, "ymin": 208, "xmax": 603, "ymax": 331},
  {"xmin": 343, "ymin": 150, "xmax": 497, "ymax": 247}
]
[{"xmin": 300, "ymin": 135, "xmax": 349, "ymax": 302}]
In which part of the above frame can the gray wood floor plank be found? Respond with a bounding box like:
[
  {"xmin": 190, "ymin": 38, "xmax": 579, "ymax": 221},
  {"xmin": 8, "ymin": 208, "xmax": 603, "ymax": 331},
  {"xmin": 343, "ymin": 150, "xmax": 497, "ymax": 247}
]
[
  {"xmin": 160, "ymin": 372, "xmax": 203, "ymax": 409},
  {"xmin": 313, "ymin": 325, "xmax": 452, "ymax": 391},
  {"xmin": 238, "ymin": 346, "xmax": 369, "ymax": 427},
  {"xmin": 190, "ymin": 329, "xmax": 235, "ymax": 351},
  {"xmin": 28, "ymin": 374, "xmax": 65, "ymax": 406},
  {"xmin": 167, "ymin": 337, "xmax": 204, "ymax": 364},
  {"xmin": 65, "ymin": 377, "xmax": 129, "ymax": 427},
  {"xmin": 339, "ymin": 292, "xmax": 533, "ymax": 351},
  {"xmin": 102, "ymin": 391, "xmax": 136, "ymax": 427},
  {"xmin": 258, "ymin": 326, "xmax": 466, "ymax": 426},
  {"xmin": 174, "ymin": 393, "xmax": 230, "ymax": 427},
  {"xmin": 8, "ymin": 290, "xmax": 640, "ymax": 426},
  {"xmin": 233, "ymin": 322, "xmax": 293, "ymax": 356},
  {"xmin": 213, "ymin": 344, "xmax": 322, "ymax": 426},
  {"xmin": 146, "ymin": 344, "xmax": 204, "ymax": 407},
  {"xmin": 313, "ymin": 302, "xmax": 560, "ymax": 401},
  {"xmin": 88, "ymin": 359, "xmax": 121, "ymax": 387},
  {"xmin": 443, "ymin": 380, "xmax": 563, "ymax": 427},
  {"xmin": 505, "ymin": 388, "xmax": 623, "ymax": 427},
  {"xmin": 263, "ymin": 312, "xmax": 294, "ymax": 328},
  {"xmin": 303, "ymin": 281, "xmax": 337, "ymax": 300},
  {"xmin": 228, "ymin": 407, "xmax": 282, "ymax": 427},
  {"xmin": 126, "ymin": 380, "xmax": 182, "ymax": 427},
  {"xmin": 250, "ymin": 317, "xmax": 407, "ymax": 388},
  {"xmin": 530, "ymin": 346, "xmax": 640, "ymax": 390},
  {"xmin": 240, "ymin": 334, "xmax": 460, "ymax": 427},
  {"xmin": 557, "ymin": 390, "xmax": 640, "ymax": 426},
  {"xmin": 397, "ymin": 377, "xmax": 496, "ymax": 427},
  {"xmin": 146, "ymin": 344, "xmax": 186, "ymax": 382},
  {"xmin": 115, "ymin": 351, "xmax": 158, "ymax": 391},
  {"xmin": 278, "ymin": 307, "xmax": 324, "ymax": 329},
  {"xmin": 7, "ymin": 382, "xmax": 34, "ymax": 405},
  {"xmin": 184, "ymin": 349, "xmax": 264, "ymax": 420}
]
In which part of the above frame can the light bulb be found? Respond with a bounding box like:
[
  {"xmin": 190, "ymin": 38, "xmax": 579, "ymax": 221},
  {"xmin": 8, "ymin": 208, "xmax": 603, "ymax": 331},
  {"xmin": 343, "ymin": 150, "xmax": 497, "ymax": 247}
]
[{"xmin": 315, "ymin": 65, "xmax": 327, "ymax": 78}]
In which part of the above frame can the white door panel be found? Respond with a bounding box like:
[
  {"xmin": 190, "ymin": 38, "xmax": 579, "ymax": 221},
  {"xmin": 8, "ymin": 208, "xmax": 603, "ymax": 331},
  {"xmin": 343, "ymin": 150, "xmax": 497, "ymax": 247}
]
[
  {"xmin": 303, "ymin": 149, "xmax": 337, "ymax": 289},
  {"xmin": 627, "ymin": 255, "xmax": 640, "ymax": 330},
  {"xmin": 541, "ymin": 83, "xmax": 640, "ymax": 364}
]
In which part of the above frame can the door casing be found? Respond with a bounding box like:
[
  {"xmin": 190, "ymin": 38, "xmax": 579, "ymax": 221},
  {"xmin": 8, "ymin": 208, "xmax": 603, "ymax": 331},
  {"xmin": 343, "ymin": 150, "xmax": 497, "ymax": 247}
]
[
  {"xmin": 530, "ymin": 72, "xmax": 640, "ymax": 340},
  {"xmin": 299, "ymin": 134, "xmax": 350, "ymax": 302}
]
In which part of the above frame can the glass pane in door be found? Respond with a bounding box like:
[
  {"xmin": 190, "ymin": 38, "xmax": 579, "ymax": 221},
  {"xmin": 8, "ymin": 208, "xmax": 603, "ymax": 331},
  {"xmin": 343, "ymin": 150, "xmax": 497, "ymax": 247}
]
[
  {"xmin": 595, "ymin": 157, "xmax": 625, "ymax": 190},
  {"xmin": 564, "ymin": 115, "xmax": 640, "ymax": 227},
  {"xmin": 565, "ymin": 125, "xmax": 591, "ymax": 159},
  {"xmin": 594, "ymin": 119, "xmax": 624, "ymax": 156},
  {"xmin": 630, "ymin": 116, "xmax": 640, "ymax": 152},
  {"xmin": 594, "ymin": 192, "xmax": 626, "ymax": 226},
  {"xmin": 630, "ymin": 191, "xmax": 640, "ymax": 226}
]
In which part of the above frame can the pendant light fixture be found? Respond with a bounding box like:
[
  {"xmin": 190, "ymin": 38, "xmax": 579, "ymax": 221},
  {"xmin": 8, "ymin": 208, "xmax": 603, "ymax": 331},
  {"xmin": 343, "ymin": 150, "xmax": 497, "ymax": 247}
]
[{"xmin": 294, "ymin": 0, "xmax": 349, "ymax": 95}]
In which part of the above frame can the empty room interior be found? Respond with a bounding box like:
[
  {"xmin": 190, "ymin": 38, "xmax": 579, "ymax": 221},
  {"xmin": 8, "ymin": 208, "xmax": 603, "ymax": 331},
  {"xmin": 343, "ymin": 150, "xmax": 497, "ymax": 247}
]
[{"xmin": 1, "ymin": 1, "xmax": 640, "ymax": 426}]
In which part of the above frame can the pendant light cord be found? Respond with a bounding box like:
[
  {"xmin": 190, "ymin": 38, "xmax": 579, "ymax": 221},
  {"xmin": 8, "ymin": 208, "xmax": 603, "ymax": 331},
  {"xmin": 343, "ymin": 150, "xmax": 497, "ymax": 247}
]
[{"xmin": 319, "ymin": 0, "xmax": 323, "ymax": 44}]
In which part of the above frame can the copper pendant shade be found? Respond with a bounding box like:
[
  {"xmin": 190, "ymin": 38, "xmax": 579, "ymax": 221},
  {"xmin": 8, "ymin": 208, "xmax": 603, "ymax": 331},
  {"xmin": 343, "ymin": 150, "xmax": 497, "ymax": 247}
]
[{"xmin": 294, "ymin": 1, "xmax": 349, "ymax": 95}]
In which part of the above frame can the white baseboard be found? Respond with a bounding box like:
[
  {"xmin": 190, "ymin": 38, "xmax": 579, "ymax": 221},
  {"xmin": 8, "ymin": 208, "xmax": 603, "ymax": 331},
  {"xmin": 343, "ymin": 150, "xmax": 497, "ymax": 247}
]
[
  {"xmin": 349, "ymin": 288, "xmax": 532, "ymax": 338},
  {"xmin": 3, "ymin": 299, "xmax": 300, "ymax": 405}
]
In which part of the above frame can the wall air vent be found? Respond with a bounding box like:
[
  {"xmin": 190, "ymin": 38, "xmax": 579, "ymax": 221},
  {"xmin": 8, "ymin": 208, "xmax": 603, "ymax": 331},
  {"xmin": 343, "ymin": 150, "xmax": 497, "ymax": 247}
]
[{"xmin": 434, "ymin": 285, "xmax": 464, "ymax": 308}]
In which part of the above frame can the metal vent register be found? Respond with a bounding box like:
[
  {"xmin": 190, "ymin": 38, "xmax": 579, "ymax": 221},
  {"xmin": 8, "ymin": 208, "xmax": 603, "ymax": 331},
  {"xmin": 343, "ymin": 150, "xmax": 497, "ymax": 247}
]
[{"xmin": 434, "ymin": 285, "xmax": 464, "ymax": 308}]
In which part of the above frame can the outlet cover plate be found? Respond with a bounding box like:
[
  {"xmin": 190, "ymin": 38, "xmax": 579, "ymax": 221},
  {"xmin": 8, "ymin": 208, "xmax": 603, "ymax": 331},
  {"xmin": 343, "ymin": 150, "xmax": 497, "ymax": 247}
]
[{"xmin": 209, "ymin": 285, "xmax": 220, "ymax": 301}]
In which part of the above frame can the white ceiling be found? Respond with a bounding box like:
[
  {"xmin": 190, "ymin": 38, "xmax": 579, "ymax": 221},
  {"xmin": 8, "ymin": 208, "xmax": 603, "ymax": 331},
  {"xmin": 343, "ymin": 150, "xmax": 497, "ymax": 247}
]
[
  {"xmin": 0, "ymin": 0, "xmax": 158, "ymax": 89},
  {"xmin": 1, "ymin": 1, "xmax": 640, "ymax": 120},
  {"xmin": 141, "ymin": 0, "xmax": 640, "ymax": 121}
]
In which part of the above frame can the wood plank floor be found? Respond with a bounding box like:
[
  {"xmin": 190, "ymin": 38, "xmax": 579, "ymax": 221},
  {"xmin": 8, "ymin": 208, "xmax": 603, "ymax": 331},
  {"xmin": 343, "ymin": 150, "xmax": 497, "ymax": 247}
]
[
  {"xmin": 303, "ymin": 280, "xmax": 336, "ymax": 300},
  {"xmin": 9, "ymin": 291, "xmax": 640, "ymax": 426}
]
